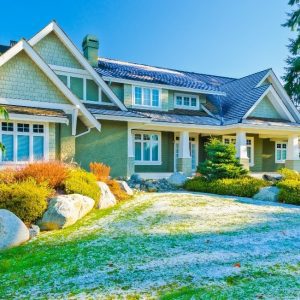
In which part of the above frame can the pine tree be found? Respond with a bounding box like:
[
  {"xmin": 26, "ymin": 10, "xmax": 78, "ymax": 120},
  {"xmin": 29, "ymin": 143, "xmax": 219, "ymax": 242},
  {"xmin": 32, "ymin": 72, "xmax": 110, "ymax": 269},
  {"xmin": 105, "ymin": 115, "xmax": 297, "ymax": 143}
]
[
  {"xmin": 197, "ymin": 138, "xmax": 248, "ymax": 180},
  {"xmin": 283, "ymin": 0, "xmax": 300, "ymax": 108}
]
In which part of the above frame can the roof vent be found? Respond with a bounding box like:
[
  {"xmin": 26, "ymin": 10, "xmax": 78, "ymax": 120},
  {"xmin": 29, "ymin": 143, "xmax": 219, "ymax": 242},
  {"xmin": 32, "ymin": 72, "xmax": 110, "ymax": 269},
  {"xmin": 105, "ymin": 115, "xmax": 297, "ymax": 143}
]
[{"xmin": 82, "ymin": 35, "xmax": 99, "ymax": 67}]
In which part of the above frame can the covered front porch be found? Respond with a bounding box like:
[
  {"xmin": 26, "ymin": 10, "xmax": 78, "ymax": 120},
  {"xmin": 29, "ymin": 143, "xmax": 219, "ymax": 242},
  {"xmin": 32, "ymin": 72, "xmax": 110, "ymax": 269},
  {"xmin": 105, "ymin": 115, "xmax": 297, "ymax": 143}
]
[{"xmin": 127, "ymin": 122, "xmax": 300, "ymax": 178}]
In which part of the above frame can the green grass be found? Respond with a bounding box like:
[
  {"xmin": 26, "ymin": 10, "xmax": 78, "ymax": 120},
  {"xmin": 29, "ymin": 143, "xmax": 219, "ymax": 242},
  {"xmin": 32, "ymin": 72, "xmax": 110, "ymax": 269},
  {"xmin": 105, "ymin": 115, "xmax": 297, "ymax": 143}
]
[{"xmin": 0, "ymin": 193, "xmax": 299, "ymax": 299}]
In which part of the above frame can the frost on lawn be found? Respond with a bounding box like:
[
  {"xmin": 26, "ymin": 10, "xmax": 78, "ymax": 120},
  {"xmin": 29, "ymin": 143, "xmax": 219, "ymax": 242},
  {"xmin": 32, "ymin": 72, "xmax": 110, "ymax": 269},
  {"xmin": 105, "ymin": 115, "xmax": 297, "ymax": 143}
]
[{"xmin": 0, "ymin": 193, "xmax": 299, "ymax": 299}]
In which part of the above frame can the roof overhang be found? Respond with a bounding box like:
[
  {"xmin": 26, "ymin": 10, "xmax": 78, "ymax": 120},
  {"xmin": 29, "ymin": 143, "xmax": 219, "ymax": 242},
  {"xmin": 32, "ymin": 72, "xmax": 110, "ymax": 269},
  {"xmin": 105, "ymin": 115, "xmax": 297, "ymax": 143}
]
[{"xmin": 1, "ymin": 114, "xmax": 69, "ymax": 124}]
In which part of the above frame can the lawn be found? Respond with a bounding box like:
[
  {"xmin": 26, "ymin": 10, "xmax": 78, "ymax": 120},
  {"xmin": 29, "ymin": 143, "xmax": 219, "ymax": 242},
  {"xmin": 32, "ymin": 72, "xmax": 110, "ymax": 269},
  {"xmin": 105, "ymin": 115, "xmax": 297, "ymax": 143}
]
[{"xmin": 0, "ymin": 192, "xmax": 299, "ymax": 299}]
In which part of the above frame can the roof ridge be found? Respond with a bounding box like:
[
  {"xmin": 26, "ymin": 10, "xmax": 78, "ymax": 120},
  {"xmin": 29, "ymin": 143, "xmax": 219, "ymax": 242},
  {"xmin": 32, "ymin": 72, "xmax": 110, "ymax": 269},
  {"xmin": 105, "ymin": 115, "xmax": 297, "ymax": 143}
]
[{"xmin": 98, "ymin": 56, "xmax": 236, "ymax": 80}]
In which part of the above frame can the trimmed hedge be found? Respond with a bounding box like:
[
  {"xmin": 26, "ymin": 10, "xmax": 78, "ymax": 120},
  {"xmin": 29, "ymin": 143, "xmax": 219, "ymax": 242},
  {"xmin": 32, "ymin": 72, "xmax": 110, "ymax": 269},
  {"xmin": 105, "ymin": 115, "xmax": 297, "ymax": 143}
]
[
  {"xmin": 184, "ymin": 177, "xmax": 268, "ymax": 198},
  {"xmin": 277, "ymin": 179, "xmax": 300, "ymax": 205},
  {"xmin": 0, "ymin": 179, "xmax": 53, "ymax": 224},
  {"xmin": 64, "ymin": 168, "xmax": 100, "ymax": 204}
]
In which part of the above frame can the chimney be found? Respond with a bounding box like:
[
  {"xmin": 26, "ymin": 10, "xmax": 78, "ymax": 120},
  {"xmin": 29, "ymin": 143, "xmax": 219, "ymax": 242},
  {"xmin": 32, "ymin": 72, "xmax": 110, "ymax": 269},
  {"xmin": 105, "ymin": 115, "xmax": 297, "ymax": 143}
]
[{"xmin": 82, "ymin": 35, "xmax": 99, "ymax": 67}]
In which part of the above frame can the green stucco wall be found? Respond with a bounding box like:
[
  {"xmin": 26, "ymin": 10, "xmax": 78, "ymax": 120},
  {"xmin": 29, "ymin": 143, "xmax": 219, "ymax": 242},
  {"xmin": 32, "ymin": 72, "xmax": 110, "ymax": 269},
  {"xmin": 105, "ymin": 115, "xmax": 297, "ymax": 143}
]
[
  {"xmin": 34, "ymin": 32, "xmax": 83, "ymax": 69},
  {"xmin": 261, "ymin": 139, "xmax": 283, "ymax": 171},
  {"xmin": 0, "ymin": 51, "xmax": 70, "ymax": 104},
  {"xmin": 75, "ymin": 120, "xmax": 128, "ymax": 177},
  {"xmin": 250, "ymin": 96, "xmax": 282, "ymax": 119},
  {"xmin": 135, "ymin": 132, "xmax": 174, "ymax": 173}
]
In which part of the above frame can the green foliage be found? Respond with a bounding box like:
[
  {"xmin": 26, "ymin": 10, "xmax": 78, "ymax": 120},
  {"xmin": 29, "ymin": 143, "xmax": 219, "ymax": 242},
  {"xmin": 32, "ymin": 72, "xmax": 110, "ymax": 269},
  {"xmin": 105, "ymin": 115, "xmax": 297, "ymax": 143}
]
[
  {"xmin": 0, "ymin": 179, "xmax": 53, "ymax": 224},
  {"xmin": 184, "ymin": 177, "xmax": 268, "ymax": 198},
  {"xmin": 64, "ymin": 168, "xmax": 100, "ymax": 204},
  {"xmin": 197, "ymin": 138, "xmax": 248, "ymax": 180},
  {"xmin": 277, "ymin": 179, "xmax": 300, "ymax": 205},
  {"xmin": 283, "ymin": 1, "xmax": 300, "ymax": 107},
  {"xmin": 0, "ymin": 107, "xmax": 9, "ymax": 153},
  {"xmin": 278, "ymin": 168, "xmax": 300, "ymax": 180}
]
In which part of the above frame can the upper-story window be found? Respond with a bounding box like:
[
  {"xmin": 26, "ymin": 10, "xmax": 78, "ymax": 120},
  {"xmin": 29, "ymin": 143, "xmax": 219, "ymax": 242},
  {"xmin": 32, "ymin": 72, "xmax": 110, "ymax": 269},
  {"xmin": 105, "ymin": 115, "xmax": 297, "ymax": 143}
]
[
  {"xmin": 57, "ymin": 73, "xmax": 102, "ymax": 103},
  {"xmin": 133, "ymin": 86, "xmax": 160, "ymax": 108},
  {"xmin": 174, "ymin": 93, "xmax": 200, "ymax": 110}
]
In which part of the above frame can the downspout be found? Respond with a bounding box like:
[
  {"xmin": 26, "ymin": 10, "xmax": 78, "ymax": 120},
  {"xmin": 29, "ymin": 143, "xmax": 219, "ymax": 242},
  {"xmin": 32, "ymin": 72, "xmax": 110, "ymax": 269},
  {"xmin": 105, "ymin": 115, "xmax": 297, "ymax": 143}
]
[{"xmin": 75, "ymin": 127, "xmax": 92, "ymax": 138}]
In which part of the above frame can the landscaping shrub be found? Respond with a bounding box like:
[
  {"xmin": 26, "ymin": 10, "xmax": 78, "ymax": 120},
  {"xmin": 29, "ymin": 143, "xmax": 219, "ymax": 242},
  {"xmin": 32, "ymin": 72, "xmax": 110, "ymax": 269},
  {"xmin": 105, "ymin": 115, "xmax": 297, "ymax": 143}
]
[
  {"xmin": 184, "ymin": 177, "xmax": 268, "ymax": 198},
  {"xmin": 198, "ymin": 138, "xmax": 248, "ymax": 180},
  {"xmin": 16, "ymin": 161, "xmax": 68, "ymax": 189},
  {"xmin": 107, "ymin": 179, "xmax": 131, "ymax": 202},
  {"xmin": 278, "ymin": 168, "xmax": 300, "ymax": 181},
  {"xmin": 0, "ymin": 179, "xmax": 53, "ymax": 224},
  {"xmin": 277, "ymin": 179, "xmax": 300, "ymax": 205},
  {"xmin": 64, "ymin": 168, "xmax": 100, "ymax": 203},
  {"xmin": 89, "ymin": 162, "xmax": 111, "ymax": 181},
  {"xmin": 0, "ymin": 168, "xmax": 17, "ymax": 184}
]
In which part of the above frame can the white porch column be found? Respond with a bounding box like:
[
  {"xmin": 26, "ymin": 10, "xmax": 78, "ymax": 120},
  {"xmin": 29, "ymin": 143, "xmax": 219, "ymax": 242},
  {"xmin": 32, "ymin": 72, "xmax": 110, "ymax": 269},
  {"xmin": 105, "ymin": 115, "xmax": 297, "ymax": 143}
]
[
  {"xmin": 177, "ymin": 131, "xmax": 192, "ymax": 175},
  {"xmin": 127, "ymin": 127, "xmax": 135, "ymax": 177},
  {"xmin": 285, "ymin": 134, "xmax": 300, "ymax": 171},
  {"xmin": 235, "ymin": 131, "xmax": 249, "ymax": 170}
]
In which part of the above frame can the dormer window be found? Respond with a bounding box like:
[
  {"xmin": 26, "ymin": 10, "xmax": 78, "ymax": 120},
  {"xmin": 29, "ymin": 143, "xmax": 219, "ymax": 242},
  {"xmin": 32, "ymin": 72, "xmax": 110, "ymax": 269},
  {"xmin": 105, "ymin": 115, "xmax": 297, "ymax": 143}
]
[
  {"xmin": 175, "ymin": 93, "xmax": 199, "ymax": 110},
  {"xmin": 133, "ymin": 86, "xmax": 160, "ymax": 108}
]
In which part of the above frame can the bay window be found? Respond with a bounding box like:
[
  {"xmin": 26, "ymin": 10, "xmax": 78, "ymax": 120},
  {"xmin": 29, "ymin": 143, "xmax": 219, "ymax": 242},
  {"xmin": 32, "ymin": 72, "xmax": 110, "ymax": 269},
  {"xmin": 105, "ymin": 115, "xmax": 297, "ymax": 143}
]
[
  {"xmin": 0, "ymin": 121, "xmax": 48, "ymax": 163},
  {"xmin": 134, "ymin": 132, "xmax": 161, "ymax": 164},
  {"xmin": 275, "ymin": 142, "xmax": 287, "ymax": 163},
  {"xmin": 133, "ymin": 86, "xmax": 160, "ymax": 108}
]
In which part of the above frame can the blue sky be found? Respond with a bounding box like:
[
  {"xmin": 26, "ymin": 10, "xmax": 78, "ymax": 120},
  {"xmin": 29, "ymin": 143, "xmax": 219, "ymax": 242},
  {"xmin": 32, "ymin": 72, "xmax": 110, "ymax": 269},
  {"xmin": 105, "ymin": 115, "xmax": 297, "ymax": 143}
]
[{"xmin": 0, "ymin": 0, "xmax": 294, "ymax": 79}]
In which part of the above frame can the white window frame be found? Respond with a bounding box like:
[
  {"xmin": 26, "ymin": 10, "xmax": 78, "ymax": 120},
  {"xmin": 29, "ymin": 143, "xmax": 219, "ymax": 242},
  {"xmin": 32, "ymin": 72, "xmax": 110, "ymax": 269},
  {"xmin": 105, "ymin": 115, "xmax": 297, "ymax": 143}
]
[
  {"xmin": 132, "ymin": 86, "xmax": 161, "ymax": 109},
  {"xmin": 223, "ymin": 135, "xmax": 254, "ymax": 167},
  {"xmin": 275, "ymin": 141, "xmax": 287, "ymax": 163},
  {"xmin": 0, "ymin": 121, "xmax": 49, "ymax": 164},
  {"xmin": 133, "ymin": 131, "xmax": 162, "ymax": 165},
  {"xmin": 174, "ymin": 93, "xmax": 200, "ymax": 110},
  {"xmin": 56, "ymin": 71, "xmax": 112, "ymax": 105}
]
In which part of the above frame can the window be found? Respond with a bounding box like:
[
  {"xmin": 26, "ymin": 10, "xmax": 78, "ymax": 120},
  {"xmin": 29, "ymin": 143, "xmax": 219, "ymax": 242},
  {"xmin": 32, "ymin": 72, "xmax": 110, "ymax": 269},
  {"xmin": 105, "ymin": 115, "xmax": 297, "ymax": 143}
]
[
  {"xmin": 57, "ymin": 73, "xmax": 101, "ymax": 103},
  {"xmin": 275, "ymin": 142, "xmax": 287, "ymax": 163},
  {"xmin": 134, "ymin": 132, "xmax": 161, "ymax": 164},
  {"xmin": 133, "ymin": 87, "xmax": 160, "ymax": 108},
  {"xmin": 223, "ymin": 136, "xmax": 254, "ymax": 166},
  {"xmin": 0, "ymin": 122, "xmax": 47, "ymax": 163},
  {"xmin": 175, "ymin": 93, "xmax": 199, "ymax": 110}
]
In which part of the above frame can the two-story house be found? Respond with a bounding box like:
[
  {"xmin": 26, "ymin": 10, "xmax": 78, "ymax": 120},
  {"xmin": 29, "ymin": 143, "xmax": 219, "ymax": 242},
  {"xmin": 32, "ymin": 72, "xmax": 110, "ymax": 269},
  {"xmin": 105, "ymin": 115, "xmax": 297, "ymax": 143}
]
[{"xmin": 0, "ymin": 21, "xmax": 300, "ymax": 178}]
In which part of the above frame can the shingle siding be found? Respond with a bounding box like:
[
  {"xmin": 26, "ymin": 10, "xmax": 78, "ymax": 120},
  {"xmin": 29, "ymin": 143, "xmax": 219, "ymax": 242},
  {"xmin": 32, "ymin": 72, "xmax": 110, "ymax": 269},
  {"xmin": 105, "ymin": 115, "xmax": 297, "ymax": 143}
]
[
  {"xmin": 34, "ymin": 32, "xmax": 83, "ymax": 69},
  {"xmin": 0, "ymin": 51, "xmax": 70, "ymax": 104},
  {"xmin": 249, "ymin": 96, "xmax": 282, "ymax": 119}
]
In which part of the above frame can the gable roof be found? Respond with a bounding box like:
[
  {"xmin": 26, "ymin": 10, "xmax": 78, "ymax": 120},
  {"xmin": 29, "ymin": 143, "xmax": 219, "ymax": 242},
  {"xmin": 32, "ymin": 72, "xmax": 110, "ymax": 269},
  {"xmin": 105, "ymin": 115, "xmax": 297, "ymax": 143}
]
[
  {"xmin": 28, "ymin": 21, "xmax": 127, "ymax": 111},
  {"xmin": 0, "ymin": 39, "xmax": 101, "ymax": 131}
]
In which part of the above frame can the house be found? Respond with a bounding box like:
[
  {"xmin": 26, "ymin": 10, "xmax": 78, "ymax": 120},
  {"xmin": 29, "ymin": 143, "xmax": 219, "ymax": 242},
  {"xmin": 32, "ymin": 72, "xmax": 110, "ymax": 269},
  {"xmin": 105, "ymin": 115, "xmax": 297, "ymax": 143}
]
[{"xmin": 0, "ymin": 21, "xmax": 299, "ymax": 178}]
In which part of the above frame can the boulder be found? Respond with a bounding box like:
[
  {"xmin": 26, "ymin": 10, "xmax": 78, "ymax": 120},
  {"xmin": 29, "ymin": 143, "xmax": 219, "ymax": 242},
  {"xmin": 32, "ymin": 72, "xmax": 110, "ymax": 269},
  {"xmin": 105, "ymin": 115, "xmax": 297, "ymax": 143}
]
[
  {"xmin": 130, "ymin": 174, "xmax": 143, "ymax": 184},
  {"xmin": 253, "ymin": 186, "xmax": 280, "ymax": 202},
  {"xmin": 117, "ymin": 180, "xmax": 134, "ymax": 196},
  {"xmin": 0, "ymin": 209, "xmax": 29, "ymax": 250},
  {"xmin": 38, "ymin": 194, "xmax": 95, "ymax": 230},
  {"xmin": 29, "ymin": 225, "xmax": 40, "ymax": 239},
  {"xmin": 167, "ymin": 172, "xmax": 187, "ymax": 186},
  {"xmin": 262, "ymin": 174, "xmax": 282, "ymax": 183},
  {"xmin": 97, "ymin": 182, "xmax": 117, "ymax": 209}
]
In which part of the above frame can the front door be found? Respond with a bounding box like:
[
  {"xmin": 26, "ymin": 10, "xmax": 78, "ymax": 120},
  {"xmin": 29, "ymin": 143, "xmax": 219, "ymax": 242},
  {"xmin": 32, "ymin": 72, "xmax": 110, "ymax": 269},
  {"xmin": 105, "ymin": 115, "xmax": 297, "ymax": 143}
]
[{"xmin": 174, "ymin": 135, "xmax": 198, "ymax": 172}]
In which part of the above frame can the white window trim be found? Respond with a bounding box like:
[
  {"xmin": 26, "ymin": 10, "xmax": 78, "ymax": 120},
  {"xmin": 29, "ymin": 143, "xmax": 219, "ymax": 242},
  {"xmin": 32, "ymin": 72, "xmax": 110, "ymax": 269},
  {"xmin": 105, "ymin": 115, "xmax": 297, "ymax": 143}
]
[
  {"xmin": 132, "ymin": 86, "xmax": 162, "ymax": 109},
  {"xmin": 0, "ymin": 121, "xmax": 49, "ymax": 164},
  {"xmin": 174, "ymin": 93, "xmax": 200, "ymax": 110},
  {"xmin": 56, "ymin": 71, "xmax": 109, "ymax": 105},
  {"xmin": 133, "ymin": 130, "xmax": 162, "ymax": 165},
  {"xmin": 223, "ymin": 135, "xmax": 254, "ymax": 167},
  {"xmin": 275, "ymin": 141, "xmax": 287, "ymax": 164}
]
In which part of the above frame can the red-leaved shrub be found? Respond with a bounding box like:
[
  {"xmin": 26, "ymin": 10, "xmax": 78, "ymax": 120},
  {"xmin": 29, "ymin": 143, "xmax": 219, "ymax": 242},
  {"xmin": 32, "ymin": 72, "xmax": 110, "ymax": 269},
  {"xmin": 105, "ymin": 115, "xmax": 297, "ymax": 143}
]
[{"xmin": 90, "ymin": 162, "xmax": 111, "ymax": 182}]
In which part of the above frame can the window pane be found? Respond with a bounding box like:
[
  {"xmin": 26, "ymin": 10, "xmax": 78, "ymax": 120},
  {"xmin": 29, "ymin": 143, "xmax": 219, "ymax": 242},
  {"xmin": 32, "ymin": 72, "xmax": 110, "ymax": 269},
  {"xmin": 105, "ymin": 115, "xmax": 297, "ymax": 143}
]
[
  {"xmin": 143, "ymin": 142, "xmax": 150, "ymax": 161},
  {"xmin": 2, "ymin": 122, "xmax": 13, "ymax": 132},
  {"xmin": 247, "ymin": 147, "xmax": 251, "ymax": 162},
  {"xmin": 17, "ymin": 135, "xmax": 29, "ymax": 161},
  {"xmin": 191, "ymin": 144, "xmax": 196, "ymax": 170},
  {"xmin": 135, "ymin": 87, "xmax": 142, "ymax": 105},
  {"xmin": 2, "ymin": 134, "xmax": 13, "ymax": 161},
  {"xmin": 276, "ymin": 150, "xmax": 281, "ymax": 161},
  {"xmin": 191, "ymin": 97, "xmax": 197, "ymax": 107},
  {"xmin": 17, "ymin": 123, "xmax": 29, "ymax": 132},
  {"xmin": 152, "ymin": 89, "xmax": 159, "ymax": 106},
  {"xmin": 70, "ymin": 77, "xmax": 84, "ymax": 99},
  {"xmin": 33, "ymin": 136, "xmax": 44, "ymax": 161},
  {"xmin": 282, "ymin": 150, "xmax": 287, "ymax": 160},
  {"xmin": 135, "ymin": 134, "xmax": 141, "ymax": 140},
  {"xmin": 277, "ymin": 144, "xmax": 282, "ymax": 149},
  {"xmin": 175, "ymin": 143, "xmax": 179, "ymax": 159},
  {"xmin": 58, "ymin": 75, "xmax": 68, "ymax": 86},
  {"xmin": 144, "ymin": 88, "xmax": 151, "ymax": 106},
  {"xmin": 143, "ymin": 134, "xmax": 150, "ymax": 140},
  {"xmin": 33, "ymin": 124, "xmax": 44, "ymax": 133},
  {"xmin": 176, "ymin": 96, "xmax": 182, "ymax": 106},
  {"xmin": 152, "ymin": 143, "xmax": 158, "ymax": 161},
  {"xmin": 151, "ymin": 134, "xmax": 158, "ymax": 141},
  {"xmin": 184, "ymin": 97, "xmax": 190, "ymax": 106},
  {"xmin": 282, "ymin": 144, "xmax": 287, "ymax": 149},
  {"xmin": 135, "ymin": 142, "xmax": 142, "ymax": 160},
  {"xmin": 86, "ymin": 79, "xmax": 99, "ymax": 102}
]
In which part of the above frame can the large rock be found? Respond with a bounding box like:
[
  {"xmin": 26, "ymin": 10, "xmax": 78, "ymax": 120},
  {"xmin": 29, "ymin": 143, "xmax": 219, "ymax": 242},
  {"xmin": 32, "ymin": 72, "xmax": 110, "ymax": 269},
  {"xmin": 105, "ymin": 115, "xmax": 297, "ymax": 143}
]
[
  {"xmin": 253, "ymin": 186, "xmax": 280, "ymax": 202},
  {"xmin": 97, "ymin": 182, "xmax": 117, "ymax": 209},
  {"xmin": 262, "ymin": 174, "xmax": 282, "ymax": 183},
  {"xmin": 29, "ymin": 225, "xmax": 40, "ymax": 239},
  {"xmin": 0, "ymin": 209, "xmax": 29, "ymax": 250},
  {"xmin": 117, "ymin": 180, "xmax": 133, "ymax": 196},
  {"xmin": 167, "ymin": 172, "xmax": 187, "ymax": 186},
  {"xmin": 38, "ymin": 194, "xmax": 95, "ymax": 230}
]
